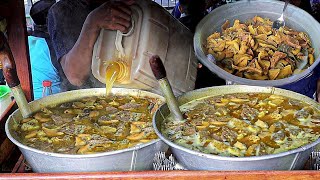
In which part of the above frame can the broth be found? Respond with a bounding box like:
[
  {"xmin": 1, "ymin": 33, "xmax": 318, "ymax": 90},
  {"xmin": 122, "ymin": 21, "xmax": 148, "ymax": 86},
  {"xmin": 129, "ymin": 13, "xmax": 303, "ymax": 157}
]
[
  {"xmin": 162, "ymin": 93, "xmax": 320, "ymax": 157},
  {"xmin": 14, "ymin": 95, "xmax": 160, "ymax": 154}
]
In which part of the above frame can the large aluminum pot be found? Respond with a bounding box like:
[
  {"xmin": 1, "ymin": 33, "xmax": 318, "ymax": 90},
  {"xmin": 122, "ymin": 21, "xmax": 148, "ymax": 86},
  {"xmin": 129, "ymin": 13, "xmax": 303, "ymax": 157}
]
[
  {"xmin": 5, "ymin": 88, "xmax": 168, "ymax": 172},
  {"xmin": 153, "ymin": 85, "xmax": 320, "ymax": 170},
  {"xmin": 194, "ymin": 0, "xmax": 320, "ymax": 86}
]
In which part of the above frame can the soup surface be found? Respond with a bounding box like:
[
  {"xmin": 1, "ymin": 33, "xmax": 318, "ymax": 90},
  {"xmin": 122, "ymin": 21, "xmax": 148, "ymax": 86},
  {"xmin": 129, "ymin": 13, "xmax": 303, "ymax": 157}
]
[
  {"xmin": 206, "ymin": 16, "xmax": 315, "ymax": 80},
  {"xmin": 13, "ymin": 95, "xmax": 160, "ymax": 154},
  {"xmin": 162, "ymin": 93, "xmax": 320, "ymax": 157}
]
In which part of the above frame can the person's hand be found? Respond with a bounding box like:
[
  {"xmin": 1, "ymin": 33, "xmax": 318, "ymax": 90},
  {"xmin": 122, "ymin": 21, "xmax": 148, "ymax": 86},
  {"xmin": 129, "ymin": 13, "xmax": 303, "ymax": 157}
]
[{"xmin": 86, "ymin": 0, "xmax": 135, "ymax": 33}]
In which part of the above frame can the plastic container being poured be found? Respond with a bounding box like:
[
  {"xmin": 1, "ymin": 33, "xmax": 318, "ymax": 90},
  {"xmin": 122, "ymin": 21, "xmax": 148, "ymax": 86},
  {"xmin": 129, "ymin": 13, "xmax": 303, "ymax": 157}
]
[{"xmin": 92, "ymin": 0, "xmax": 198, "ymax": 96}]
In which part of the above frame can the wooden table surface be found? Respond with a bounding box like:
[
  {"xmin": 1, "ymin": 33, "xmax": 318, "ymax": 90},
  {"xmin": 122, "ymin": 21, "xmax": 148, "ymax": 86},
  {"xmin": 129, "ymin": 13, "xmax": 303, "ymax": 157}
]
[{"xmin": 0, "ymin": 170, "xmax": 320, "ymax": 180}]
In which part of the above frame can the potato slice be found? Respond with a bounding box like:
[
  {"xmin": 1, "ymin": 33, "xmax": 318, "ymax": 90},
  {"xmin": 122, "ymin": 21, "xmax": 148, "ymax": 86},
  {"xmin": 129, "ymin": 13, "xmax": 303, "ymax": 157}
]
[
  {"xmin": 215, "ymin": 102, "xmax": 229, "ymax": 107},
  {"xmin": 127, "ymin": 132, "xmax": 145, "ymax": 141},
  {"xmin": 22, "ymin": 118, "xmax": 33, "ymax": 123},
  {"xmin": 248, "ymin": 25, "xmax": 257, "ymax": 35},
  {"xmin": 259, "ymin": 60, "xmax": 270, "ymax": 71},
  {"xmin": 210, "ymin": 121, "xmax": 227, "ymax": 126},
  {"xmin": 130, "ymin": 124, "xmax": 141, "ymax": 134},
  {"xmin": 268, "ymin": 69, "xmax": 280, "ymax": 80},
  {"xmin": 277, "ymin": 65, "xmax": 292, "ymax": 79},
  {"xmin": 100, "ymin": 126, "xmax": 117, "ymax": 134},
  {"xmin": 42, "ymin": 126, "xmax": 64, "ymax": 137},
  {"xmin": 78, "ymin": 144, "xmax": 91, "ymax": 154},
  {"xmin": 213, "ymin": 51, "xmax": 226, "ymax": 61},
  {"xmin": 75, "ymin": 136, "xmax": 87, "ymax": 146},
  {"xmin": 196, "ymin": 126, "xmax": 207, "ymax": 130},
  {"xmin": 139, "ymin": 139, "xmax": 151, "ymax": 143},
  {"xmin": 226, "ymin": 40, "xmax": 240, "ymax": 52},
  {"xmin": 213, "ymin": 40, "xmax": 226, "ymax": 52},
  {"xmin": 89, "ymin": 111, "xmax": 100, "ymax": 118},
  {"xmin": 233, "ymin": 54, "xmax": 251, "ymax": 66},
  {"xmin": 309, "ymin": 54, "xmax": 315, "ymax": 65},
  {"xmin": 207, "ymin": 32, "xmax": 221, "ymax": 40},
  {"xmin": 25, "ymin": 131, "xmax": 38, "ymax": 139},
  {"xmin": 230, "ymin": 98, "xmax": 249, "ymax": 103},
  {"xmin": 34, "ymin": 113, "xmax": 51, "ymax": 123},
  {"xmin": 255, "ymin": 34, "xmax": 267, "ymax": 40}
]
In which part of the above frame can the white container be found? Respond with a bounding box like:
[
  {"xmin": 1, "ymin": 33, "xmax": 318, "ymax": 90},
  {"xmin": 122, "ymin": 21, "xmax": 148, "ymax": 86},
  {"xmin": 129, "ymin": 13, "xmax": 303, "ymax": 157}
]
[
  {"xmin": 91, "ymin": 0, "xmax": 198, "ymax": 96},
  {"xmin": 0, "ymin": 85, "xmax": 11, "ymax": 116}
]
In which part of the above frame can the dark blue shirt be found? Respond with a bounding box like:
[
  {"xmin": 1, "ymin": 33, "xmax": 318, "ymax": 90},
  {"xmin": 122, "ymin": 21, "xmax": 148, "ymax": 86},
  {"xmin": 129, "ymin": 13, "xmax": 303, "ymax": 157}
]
[
  {"xmin": 280, "ymin": 64, "xmax": 320, "ymax": 99},
  {"xmin": 47, "ymin": 0, "xmax": 104, "ymax": 91}
]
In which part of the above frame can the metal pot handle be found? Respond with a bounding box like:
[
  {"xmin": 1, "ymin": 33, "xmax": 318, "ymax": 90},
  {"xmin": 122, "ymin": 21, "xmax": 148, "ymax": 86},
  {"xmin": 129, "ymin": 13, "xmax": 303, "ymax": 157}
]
[{"xmin": 0, "ymin": 31, "xmax": 31, "ymax": 118}]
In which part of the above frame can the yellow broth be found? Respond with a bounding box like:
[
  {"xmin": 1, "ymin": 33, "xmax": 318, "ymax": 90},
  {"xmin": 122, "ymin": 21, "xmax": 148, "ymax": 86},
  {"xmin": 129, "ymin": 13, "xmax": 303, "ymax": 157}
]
[
  {"xmin": 162, "ymin": 93, "xmax": 320, "ymax": 157},
  {"xmin": 14, "ymin": 95, "xmax": 160, "ymax": 154}
]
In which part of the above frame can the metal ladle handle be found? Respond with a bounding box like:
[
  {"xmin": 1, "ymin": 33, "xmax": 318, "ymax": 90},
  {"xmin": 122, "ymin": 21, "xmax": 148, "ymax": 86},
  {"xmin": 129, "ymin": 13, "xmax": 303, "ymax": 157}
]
[
  {"xmin": 0, "ymin": 32, "xmax": 31, "ymax": 118},
  {"xmin": 149, "ymin": 55, "xmax": 184, "ymax": 121},
  {"xmin": 283, "ymin": 0, "xmax": 290, "ymax": 13}
]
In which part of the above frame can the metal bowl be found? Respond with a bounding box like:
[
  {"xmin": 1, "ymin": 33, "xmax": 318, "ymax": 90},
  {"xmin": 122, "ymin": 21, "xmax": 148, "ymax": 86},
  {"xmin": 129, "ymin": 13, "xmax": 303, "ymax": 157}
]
[
  {"xmin": 153, "ymin": 85, "xmax": 320, "ymax": 170},
  {"xmin": 194, "ymin": 0, "xmax": 320, "ymax": 86},
  {"xmin": 5, "ymin": 88, "xmax": 168, "ymax": 172}
]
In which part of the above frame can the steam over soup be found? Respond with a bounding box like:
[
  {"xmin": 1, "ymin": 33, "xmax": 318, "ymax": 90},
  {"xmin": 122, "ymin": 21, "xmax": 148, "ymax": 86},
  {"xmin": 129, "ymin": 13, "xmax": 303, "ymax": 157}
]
[
  {"xmin": 14, "ymin": 95, "xmax": 161, "ymax": 154},
  {"xmin": 162, "ymin": 93, "xmax": 320, "ymax": 157}
]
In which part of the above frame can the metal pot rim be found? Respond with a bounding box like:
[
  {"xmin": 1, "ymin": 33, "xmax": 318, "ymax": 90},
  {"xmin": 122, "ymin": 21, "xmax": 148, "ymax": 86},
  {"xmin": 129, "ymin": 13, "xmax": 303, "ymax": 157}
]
[
  {"xmin": 5, "ymin": 88, "xmax": 165, "ymax": 158},
  {"xmin": 153, "ymin": 85, "xmax": 320, "ymax": 161}
]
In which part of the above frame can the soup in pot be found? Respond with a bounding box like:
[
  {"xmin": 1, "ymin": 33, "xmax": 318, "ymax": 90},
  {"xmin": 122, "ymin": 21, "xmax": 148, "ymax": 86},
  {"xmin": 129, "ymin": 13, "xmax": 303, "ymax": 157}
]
[
  {"xmin": 13, "ymin": 95, "xmax": 161, "ymax": 154},
  {"xmin": 162, "ymin": 93, "xmax": 320, "ymax": 157}
]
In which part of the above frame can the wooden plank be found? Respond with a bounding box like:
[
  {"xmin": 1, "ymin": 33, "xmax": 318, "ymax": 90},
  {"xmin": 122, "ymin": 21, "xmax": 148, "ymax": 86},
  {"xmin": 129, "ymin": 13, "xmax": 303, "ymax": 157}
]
[
  {"xmin": 0, "ymin": 138, "xmax": 15, "ymax": 164},
  {"xmin": 6, "ymin": 0, "xmax": 33, "ymax": 101},
  {"xmin": 0, "ymin": 171, "xmax": 320, "ymax": 180},
  {"xmin": 11, "ymin": 155, "xmax": 24, "ymax": 173}
]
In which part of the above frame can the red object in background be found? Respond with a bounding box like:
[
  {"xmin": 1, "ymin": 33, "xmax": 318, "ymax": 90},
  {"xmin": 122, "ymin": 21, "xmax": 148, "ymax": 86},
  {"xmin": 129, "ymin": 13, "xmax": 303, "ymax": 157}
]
[
  {"xmin": 42, "ymin": 80, "xmax": 52, "ymax": 87},
  {"xmin": 42, "ymin": 80, "xmax": 52, "ymax": 97}
]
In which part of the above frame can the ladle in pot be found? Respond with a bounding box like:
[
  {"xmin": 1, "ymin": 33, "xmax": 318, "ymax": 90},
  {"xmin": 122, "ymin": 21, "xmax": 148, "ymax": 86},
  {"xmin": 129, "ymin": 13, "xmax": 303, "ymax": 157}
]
[
  {"xmin": 149, "ymin": 55, "xmax": 184, "ymax": 121},
  {"xmin": 272, "ymin": 0, "xmax": 289, "ymax": 29},
  {"xmin": 0, "ymin": 32, "xmax": 31, "ymax": 118}
]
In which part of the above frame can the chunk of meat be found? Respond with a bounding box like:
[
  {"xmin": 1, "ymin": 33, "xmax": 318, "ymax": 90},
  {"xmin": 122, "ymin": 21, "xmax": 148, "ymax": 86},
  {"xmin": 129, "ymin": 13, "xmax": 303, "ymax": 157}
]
[
  {"xmin": 241, "ymin": 104, "xmax": 259, "ymax": 120},
  {"xmin": 182, "ymin": 125, "xmax": 196, "ymax": 136},
  {"xmin": 119, "ymin": 102, "xmax": 141, "ymax": 110},
  {"xmin": 114, "ymin": 122, "xmax": 130, "ymax": 140},
  {"xmin": 285, "ymin": 35, "xmax": 301, "ymax": 49},
  {"xmin": 295, "ymin": 109, "xmax": 310, "ymax": 119},
  {"xmin": 57, "ymin": 147, "xmax": 78, "ymax": 154},
  {"xmin": 60, "ymin": 124, "xmax": 86, "ymax": 135},
  {"xmin": 60, "ymin": 102, "xmax": 73, "ymax": 108},
  {"xmin": 288, "ymin": 99, "xmax": 303, "ymax": 107},
  {"xmin": 105, "ymin": 106, "xmax": 118, "ymax": 114},
  {"xmin": 51, "ymin": 115, "xmax": 73, "ymax": 125},
  {"xmin": 270, "ymin": 51, "xmax": 287, "ymax": 68},
  {"xmin": 89, "ymin": 134, "xmax": 112, "ymax": 145},
  {"xmin": 272, "ymin": 130, "xmax": 286, "ymax": 142},
  {"xmin": 206, "ymin": 96, "xmax": 223, "ymax": 104},
  {"xmin": 221, "ymin": 126, "xmax": 237, "ymax": 143}
]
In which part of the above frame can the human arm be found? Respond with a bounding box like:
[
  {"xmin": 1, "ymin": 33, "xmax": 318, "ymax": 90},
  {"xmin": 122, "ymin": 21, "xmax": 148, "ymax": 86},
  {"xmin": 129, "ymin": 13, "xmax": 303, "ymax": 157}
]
[{"xmin": 49, "ymin": 0, "xmax": 134, "ymax": 87}]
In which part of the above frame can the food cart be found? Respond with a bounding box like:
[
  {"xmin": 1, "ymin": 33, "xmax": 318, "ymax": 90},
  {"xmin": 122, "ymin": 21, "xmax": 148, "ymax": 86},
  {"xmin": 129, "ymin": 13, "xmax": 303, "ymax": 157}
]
[{"xmin": 0, "ymin": 0, "xmax": 320, "ymax": 179}]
